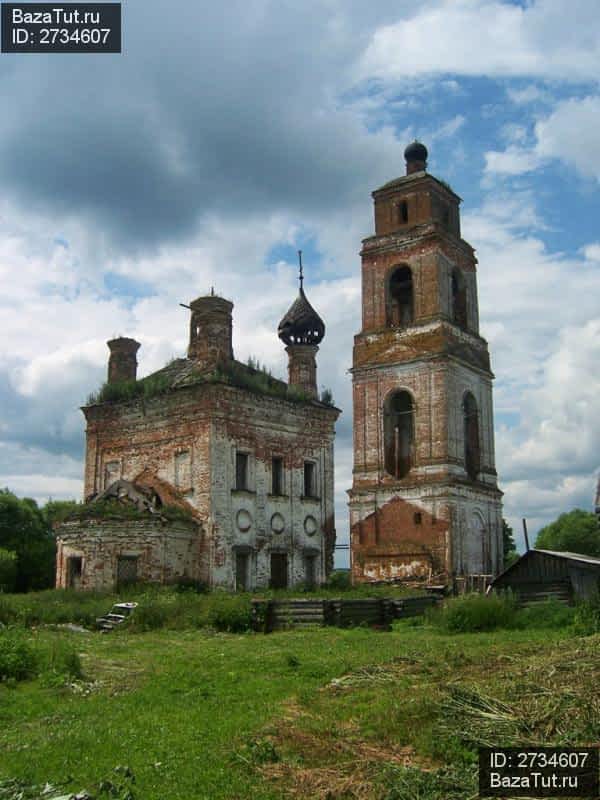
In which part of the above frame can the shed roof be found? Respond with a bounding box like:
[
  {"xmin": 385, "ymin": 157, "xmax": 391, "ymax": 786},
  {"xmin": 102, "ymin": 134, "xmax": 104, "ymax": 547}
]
[
  {"xmin": 533, "ymin": 549, "xmax": 600, "ymax": 566},
  {"xmin": 491, "ymin": 547, "xmax": 600, "ymax": 588}
]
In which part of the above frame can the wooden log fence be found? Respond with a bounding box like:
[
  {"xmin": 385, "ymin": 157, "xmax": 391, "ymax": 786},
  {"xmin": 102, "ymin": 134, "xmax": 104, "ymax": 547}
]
[{"xmin": 252, "ymin": 595, "xmax": 441, "ymax": 632}]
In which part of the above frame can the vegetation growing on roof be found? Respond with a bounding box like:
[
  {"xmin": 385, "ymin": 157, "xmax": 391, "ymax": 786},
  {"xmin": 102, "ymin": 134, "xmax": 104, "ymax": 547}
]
[
  {"xmin": 86, "ymin": 372, "xmax": 172, "ymax": 406},
  {"xmin": 62, "ymin": 499, "xmax": 195, "ymax": 524},
  {"xmin": 212, "ymin": 359, "xmax": 315, "ymax": 404},
  {"xmin": 85, "ymin": 355, "xmax": 332, "ymax": 407}
]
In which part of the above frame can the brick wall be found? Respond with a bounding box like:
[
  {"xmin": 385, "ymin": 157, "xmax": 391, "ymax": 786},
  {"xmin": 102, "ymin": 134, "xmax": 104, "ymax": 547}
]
[
  {"xmin": 56, "ymin": 517, "xmax": 203, "ymax": 591},
  {"xmin": 82, "ymin": 380, "xmax": 339, "ymax": 591}
]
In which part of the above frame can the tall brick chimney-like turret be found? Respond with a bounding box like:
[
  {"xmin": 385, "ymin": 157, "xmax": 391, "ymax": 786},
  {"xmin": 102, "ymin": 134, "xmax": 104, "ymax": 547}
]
[
  {"xmin": 187, "ymin": 294, "xmax": 234, "ymax": 370},
  {"xmin": 107, "ymin": 337, "xmax": 141, "ymax": 384}
]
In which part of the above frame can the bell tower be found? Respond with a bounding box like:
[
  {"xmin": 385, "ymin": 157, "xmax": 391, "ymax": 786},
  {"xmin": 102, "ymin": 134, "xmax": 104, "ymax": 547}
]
[{"xmin": 349, "ymin": 142, "xmax": 503, "ymax": 585}]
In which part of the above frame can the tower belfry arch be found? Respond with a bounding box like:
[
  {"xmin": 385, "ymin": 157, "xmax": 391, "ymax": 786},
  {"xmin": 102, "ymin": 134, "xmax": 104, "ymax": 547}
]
[{"xmin": 349, "ymin": 142, "xmax": 503, "ymax": 585}]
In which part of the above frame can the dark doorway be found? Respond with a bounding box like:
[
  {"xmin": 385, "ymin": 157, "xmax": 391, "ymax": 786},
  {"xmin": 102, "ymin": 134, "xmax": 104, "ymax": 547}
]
[
  {"xmin": 236, "ymin": 552, "xmax": 249, "ymax": 591},
  {"xmin": 270, "ymin": 553, "xmax": 288, "ymax": 589},
  {"xmin": 117, "ymin": 555, "xmax": 138, "ymax": 587},
  {"xmin": 67, "ymin": 556, "xmax": 82, "ymax": 589},
  {"xmin": 304, "ymin": 555, "xmax": 317, "ymax": 590}
]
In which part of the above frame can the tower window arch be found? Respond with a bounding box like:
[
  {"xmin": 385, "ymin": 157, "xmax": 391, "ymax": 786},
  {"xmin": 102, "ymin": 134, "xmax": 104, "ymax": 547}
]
[
  {"xmin": 387, "ymin": 266, "xmax": 414, "ymax": 327},
  {"xmin": 463, "ymin": 392, "xmax": 480, "ymax": 480},
  {"xmin": 384, "ymin": 390, "xmax": 414, "ymax": 478},
  {"xmin": 398, "ymin": 200, "xmax": 408, "ymax": 224},
  {"xmin": 452, "ymin": 269, "xmax": 467, "ymax": 330}
]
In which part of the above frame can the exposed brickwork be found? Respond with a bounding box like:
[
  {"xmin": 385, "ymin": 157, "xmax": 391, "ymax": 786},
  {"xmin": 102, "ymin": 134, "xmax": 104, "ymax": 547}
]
[
  {"xmin": 72, "ymin": 296, "xmax": 340, "ymax": 592},
  {"xmin": 351, "ymin": 496, "xmax": 448, "ymax": 582},
  {"xmin": 107, "ymin": 337, "xmax": 140, "ymax": 384},
  {"xmin": 56, "ymin": 517, "xmax": 203, "ymax": 591},
  {"xmin": 188, "ymin": 295, "xmax": 234, "ymax": 369},
  {"xmin": 286, "ymin": 344, "xmax": 319, "ymax": 398},
  {"xmin": 349, "ymin": 153, "xmax": 502, "ymax": 584}
]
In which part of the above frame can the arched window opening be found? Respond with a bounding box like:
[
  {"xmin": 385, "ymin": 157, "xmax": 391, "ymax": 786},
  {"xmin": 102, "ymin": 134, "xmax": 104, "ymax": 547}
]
[
  {"xmin": 388, "ymin": 266, "xmax": 413, "ymax": 327},
  {"xmin": 384, "ymin": 391, "xmax": 414, "ymax": 478},
  {"xmin": 452, "ymin": 269, "xmax": 467, "ymax": 330},
  {"xmin": 398, "ymin": 201, "xmax": 408, "ymax": 224},
  {"xmin": 463, "ymin": 392, "xmax": 480, "ymax": 480}
]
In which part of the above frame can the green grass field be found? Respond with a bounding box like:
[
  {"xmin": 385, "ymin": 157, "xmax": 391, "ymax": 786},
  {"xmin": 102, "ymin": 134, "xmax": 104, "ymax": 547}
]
[{"xmin": 1, "ymin": 617, "xmax": 598, "ymax": 800}]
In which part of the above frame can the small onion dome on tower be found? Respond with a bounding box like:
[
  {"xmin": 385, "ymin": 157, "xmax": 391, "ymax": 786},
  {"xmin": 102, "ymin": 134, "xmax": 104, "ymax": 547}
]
[
  {"xmin": 277, "ymin": 252, "xmax": 325, "ymax": 346},
  {"xmin": 404, "ymin": 140, "xmax": 428, "ymax": 174}
]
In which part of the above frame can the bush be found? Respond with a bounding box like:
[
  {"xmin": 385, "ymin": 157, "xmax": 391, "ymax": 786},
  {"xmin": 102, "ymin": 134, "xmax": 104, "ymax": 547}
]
[
  {"xmin": 325, "ymin": 570, "xmax": 352, "ymax": 591},
  {"xmin": 513, "ymin": 600, "xmax": 575, "ymax": 629},
  {"xmin": 42, "ymin": 638, "xmax": 83, "ymax": 680},
  {"xmin": 573, "ymin": 597, "xmax": 600, "ymax": 636},
  {"xmin": 128, "ymin": 593, "xmax": 175, "ymax": 631},
  {"xmin": 203, "ymin": 593, "xmax": 253, "ymax": 632},
  {"xmin": 0, "ymin": 627, "xmax": 37, "ymax": 681},
  {"xmin": 431, "ymin": 593, "xmax": 518, "ymax": 633}
]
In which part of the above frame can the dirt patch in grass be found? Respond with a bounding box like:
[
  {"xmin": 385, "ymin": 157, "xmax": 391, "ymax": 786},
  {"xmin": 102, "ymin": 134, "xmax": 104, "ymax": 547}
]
[
  {"xmin": 81, "ymin": 654, "xmax": 147, "ymax": 695},
  {"xmin": 257, "ymin": 697, "xmax": 422, "ymax": 799},
  {"xmin": 257, "ymin": 634, "xmax": 600, "ymax": 800}
]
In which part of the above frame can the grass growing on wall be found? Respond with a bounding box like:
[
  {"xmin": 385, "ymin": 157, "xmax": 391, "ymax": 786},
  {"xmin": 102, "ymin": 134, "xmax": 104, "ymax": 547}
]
[{"xmin": 62, "ymin": 499, "xmax": 196, "ymax": 524}]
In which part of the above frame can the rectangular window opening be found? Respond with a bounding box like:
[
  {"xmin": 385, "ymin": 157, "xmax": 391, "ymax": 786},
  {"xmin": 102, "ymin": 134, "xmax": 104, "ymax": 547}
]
[
  {"xmin": 116, "ymin": 555, "xmax": 138, "ymax": 587},
  {"xmin": 272, "ymin": 457, "xmax": 284, "ymax": 495},
  {"xmin": 235, "ymin": 452, "xmax": 249, "ymax": 491},
  {"xmin": 304, "ymin": 461, "xmax": 316, "ymax": 498}
]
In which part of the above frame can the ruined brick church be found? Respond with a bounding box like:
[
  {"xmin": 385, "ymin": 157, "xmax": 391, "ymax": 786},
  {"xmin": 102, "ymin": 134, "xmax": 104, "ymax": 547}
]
[
  {"xmin": 56, "ymin": 141, "xmax": 502, "ymax": 591},
  {"xmin": 349, "ymin": 142, "xmax": 503, "ymax": 584},
  {"xmin": 56, "ymin": 281, "xmax": 339, "ymax": 591}
]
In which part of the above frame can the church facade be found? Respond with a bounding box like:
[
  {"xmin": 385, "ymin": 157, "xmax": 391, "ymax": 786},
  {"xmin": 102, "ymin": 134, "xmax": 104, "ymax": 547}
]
[
  {"xmin": 56, "ymin": 280, "xmax": 339, "ymax": 592},
  {"xmin": 349, "ymin": 143, "xmax": 503, "ymax": 584}
]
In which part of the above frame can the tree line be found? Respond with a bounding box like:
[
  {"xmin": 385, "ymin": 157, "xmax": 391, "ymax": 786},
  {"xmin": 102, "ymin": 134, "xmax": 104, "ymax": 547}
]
[{"xmin": 0, "ymin": 489, "xmax": 78, "ymax": 592}]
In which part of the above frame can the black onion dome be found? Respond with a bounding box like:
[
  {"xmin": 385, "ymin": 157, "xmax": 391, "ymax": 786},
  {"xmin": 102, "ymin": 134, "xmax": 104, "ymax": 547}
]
[
  {"xmin": 278, "ymin": 288, "xmax": 325, "ymax": 346},
  {"xmin": 404, "ymin": 140, "xmax": 428, "ymax": 165}
]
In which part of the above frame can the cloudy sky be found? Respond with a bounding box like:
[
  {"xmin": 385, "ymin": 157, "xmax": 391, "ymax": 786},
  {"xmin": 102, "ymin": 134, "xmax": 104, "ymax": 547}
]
[{"xmin": 1, "ymin": 0, "xmax": 599, "ymax": 560}]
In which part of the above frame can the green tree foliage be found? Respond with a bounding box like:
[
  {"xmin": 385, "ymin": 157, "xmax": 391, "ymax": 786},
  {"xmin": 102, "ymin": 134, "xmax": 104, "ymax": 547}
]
[
  {"xmin": 42, "ymin": 499, "xmax": 81, "ymax": 526},
  {"xmin": 535, "ymin": 509, "xmax": 600, "ymax": 557},
  {"xmin": 0, "ymin": 547, "xmax": 17, "ymax": 592},
  {"xmin": 0, "ymin": 489, "xmax": 56, "ymax": 591},
  {"xmin": 502, "ymin": 519, "xmax": 519, "ymax": 567}
]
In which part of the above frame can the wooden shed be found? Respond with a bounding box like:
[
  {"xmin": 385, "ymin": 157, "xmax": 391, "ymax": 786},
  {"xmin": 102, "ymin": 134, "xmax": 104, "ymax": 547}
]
[{"xmin": 490, "ymin": 549, "xmax": 600, "ymax": 604}]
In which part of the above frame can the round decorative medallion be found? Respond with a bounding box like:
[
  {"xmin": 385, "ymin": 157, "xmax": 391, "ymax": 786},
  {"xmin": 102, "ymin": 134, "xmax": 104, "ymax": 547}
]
[
  {"xmin": 304, "ymin": 515, "xmax": 318, "ymax": 536},
  {"xmin": 236, "ymin": 509, "xmax": 252, "ymax": 532},
  {"xmin": 270, "ymin": 512, "xmax": 285, "ymax": 534}
]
